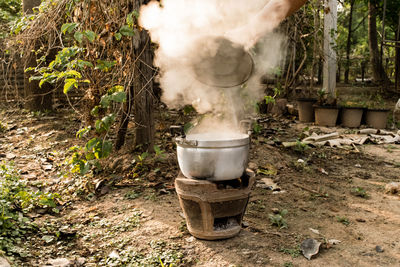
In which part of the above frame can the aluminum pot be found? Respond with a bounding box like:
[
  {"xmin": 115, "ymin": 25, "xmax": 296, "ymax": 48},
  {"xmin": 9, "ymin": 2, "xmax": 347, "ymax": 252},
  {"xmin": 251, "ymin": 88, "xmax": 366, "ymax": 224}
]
[{"xmin": 175, "ymin": 133, "xmax": 250, "ymax": 181}]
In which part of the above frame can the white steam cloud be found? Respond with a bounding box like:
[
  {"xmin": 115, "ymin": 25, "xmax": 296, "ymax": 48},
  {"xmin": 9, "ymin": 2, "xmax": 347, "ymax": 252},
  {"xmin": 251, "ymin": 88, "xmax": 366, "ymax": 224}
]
[{"xmin": 140, "ymin": 0, "xmax": 287, "ymax": 133}]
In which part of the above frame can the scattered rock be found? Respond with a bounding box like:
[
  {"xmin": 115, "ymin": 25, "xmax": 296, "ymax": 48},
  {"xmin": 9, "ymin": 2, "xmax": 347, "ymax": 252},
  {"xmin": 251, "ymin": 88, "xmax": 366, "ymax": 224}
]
[
  {"xmin": 6, "ymin": 153, "xmax": 16, "ymax": 160},
  {"xmin": 248, "ymin": 162, "xmax": 257, "ymax": 170},
  {"xmin": 318, "ymin": 168, "xmax": 329, "ymax": 175},
  {"xmin": 356, "ymin": 218, "xmax": 366, "ymax": 223},
  {"xmin": 242, "ymin": 221, "xmax": 249, "ymax": 228},
  {"xmin": 258, "ymin": 178, "xmax": 281, "ymax": 191},
  {"xmin": 355, "ymin": 164, "xmax": 362, "ymax": 168},
  {"xmin": 375, "ymin": 246, "xmax": 384, "ymax": 253},
  {"xmin": 0, "ymin": 257, "xmax": 11, "ymax": 267},
  {"xmin": 385, "ymin": 182, "xmax": 400, "ymax": 195},
  {"xmin": 328, "ymin": 239, "xmax": 341, "ymax": 245},
  {"xmin": 47, "ymin": 258, "xmax": 71, "ymax": 267},
  {"xmin": 301, "ymin": 238, "xmax": 321, "ymax": 260},
  {"xmin": 271, "ymin": 208, "xmax": 280, "ymax": 214},
  {"xmin": 108, "ymin": 251, "xmax": 120, "ymax": 259},
  {"xmin": 309, "ymin": 228, "xmax": 320, "ymax": 235},
  {"xmin": 42, "ymin": 164, "xmax": 53, "ymax": 171},
  {"xmin": 185, "ymin": 236, "xmax": 195, "ymax": 243}
]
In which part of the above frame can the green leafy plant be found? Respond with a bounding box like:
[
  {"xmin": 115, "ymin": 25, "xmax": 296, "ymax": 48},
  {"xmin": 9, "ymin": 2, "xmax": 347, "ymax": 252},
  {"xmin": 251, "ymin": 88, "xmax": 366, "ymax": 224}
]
[
  {"xmin": 280, "ymin": 245, "xmax": 301, "ymax": 258},
  {"xmin": 68, "ymin": 85, "xmax": 126, "ymax": 175},
  {"xmin": 351, "ymin": 187, "xmax": 368, "ymax": 198},
  {"xmin": 269, "ymin": 209, "xmax": 288, "ymax": 229},
  {"xmin": 316, "ymin": 88, "xmax": 336, "ymax": 107},
  {"xmin": 336, "ymin": 216, "xmax": 350, "ymax": 226},
  {"xmin": 293, "ymin": 140, "xmax": 310, "ymax": 154},
  {"xmin": 0, "ymin": 162, "xmax": 60, "ymax": 255},
  {"xmin": 252, "ymin": 122, "xmax": 263, "ymax": 134}
]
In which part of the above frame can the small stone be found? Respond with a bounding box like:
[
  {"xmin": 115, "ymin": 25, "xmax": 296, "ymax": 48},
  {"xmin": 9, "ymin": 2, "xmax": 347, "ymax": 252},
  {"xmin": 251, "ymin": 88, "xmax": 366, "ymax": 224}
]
[
  {"xmin": 6, "ymin": 153, "xmax": 16, "ymax": 160},
  {"xmin": 0, "ymin": 257, "xmax": 11, "ymax": 267},
  {"xmin": 356, "ymin": 218, "xmax": 366, "ymax": 223},
  {"xmin": 248, "ymin": 162, "xmax": 258, "ymax": 170},
  {"xmin": 328, "ymin": 239, "xmax": 341, "ymax": 245},
  {"xmin": 385, "ymin": 182, "xmax": 400, "ymax": 195},
  {"xmin": 42, "ymin": 164, "xmax": 53, "ymax": 171},
  {"xmin": 271, "ymin": 208, "xmax": 280, "ymax": 214},
  {"xmin": 355, "ymin": 164, "xmax": 362, "ymax": 168},
  {"xmin": 375, "ymin": 246, "xmax": 384, "ymax": 253},
  {"xmin": 185, "ymin": 236, "xmax": 195, "ymax": 243},
  {"xmin": 47, "ymin": 258, "xmax": 71, "ymax": 267},
  {"xmin": 242, "ymin": 221, "xmax": 249, "ymax": 228},
  {"xmin": 108, "ymin": 251, "xmax": 120, "ymax": 259}
]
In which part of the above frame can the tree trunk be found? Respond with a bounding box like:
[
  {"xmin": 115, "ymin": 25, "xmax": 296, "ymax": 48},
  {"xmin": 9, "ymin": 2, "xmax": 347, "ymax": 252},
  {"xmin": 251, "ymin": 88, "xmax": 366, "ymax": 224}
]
[
  {"xmin": 368, "ymin": 1, "xmax": 389, "ymax": 84},
  {"xmin": 133, "ymin": 0, "xmax": 154, "ymax": 152},
  {"xmin": 395, "ymin": 11, "xmax": 400, "ymax": 91},
  {"xmin": 23, "ymin": 0, "xmax": 53, "ymax": 111},
  {"xmin": 344, "ymin": 0, "xmax": 355, "ymax": 84},
  {"xmin": 310, "ymin": 1, "xmax": 320, "ymax": 89},
  {"xmin": 323, "ymin": 0, "xmax": 337, "ymax": 96}
]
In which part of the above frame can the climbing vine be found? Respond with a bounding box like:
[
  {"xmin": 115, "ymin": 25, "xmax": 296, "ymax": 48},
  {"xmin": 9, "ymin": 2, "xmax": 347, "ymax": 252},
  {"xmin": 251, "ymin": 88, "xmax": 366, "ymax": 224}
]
[{"xmin": 6, "ymin": 0, "xmax": 152, "ymax": 175}]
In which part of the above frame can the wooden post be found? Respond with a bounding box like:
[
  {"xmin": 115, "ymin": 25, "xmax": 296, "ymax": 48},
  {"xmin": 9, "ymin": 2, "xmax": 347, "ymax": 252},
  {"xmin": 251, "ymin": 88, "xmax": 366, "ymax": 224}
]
[{"xmin": 323, "ymin": 0, "xmax": 337, "ymax": 96}]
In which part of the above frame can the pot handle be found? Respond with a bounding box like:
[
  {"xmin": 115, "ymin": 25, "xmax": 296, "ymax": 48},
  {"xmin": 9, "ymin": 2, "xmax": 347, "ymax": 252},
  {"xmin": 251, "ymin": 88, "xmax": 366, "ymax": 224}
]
[
  {"xmin": 240, "ymin": 120, "xmax": 252, "ymax": 134},
  {"xmin": 175, "ymin": 137, "xmax": 198, "ymax": 147}
]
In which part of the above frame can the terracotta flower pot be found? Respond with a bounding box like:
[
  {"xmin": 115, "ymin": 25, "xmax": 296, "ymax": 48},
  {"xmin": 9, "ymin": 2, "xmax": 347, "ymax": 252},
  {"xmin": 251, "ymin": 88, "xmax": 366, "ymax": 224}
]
[
  {"xmin": 314, "ymin": 106, "xmax": 339, "ymax": 127},
  {"xmin": 297, "ymin": 98, "xmax": 316, "ymax": 122},
  {"xmin": 365, "ymin": 109, "xmax": 390, "ymax": 129},
  {"xmin": 341, "ymin": 107, "xmax": 364, "ymax": 128}
]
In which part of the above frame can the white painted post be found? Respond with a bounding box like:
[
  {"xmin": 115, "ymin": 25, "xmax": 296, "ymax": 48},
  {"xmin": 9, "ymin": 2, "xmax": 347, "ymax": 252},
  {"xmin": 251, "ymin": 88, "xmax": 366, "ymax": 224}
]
[{"xmin": 323, "ymin": 0, "xmax": 337, "ymax": 96}]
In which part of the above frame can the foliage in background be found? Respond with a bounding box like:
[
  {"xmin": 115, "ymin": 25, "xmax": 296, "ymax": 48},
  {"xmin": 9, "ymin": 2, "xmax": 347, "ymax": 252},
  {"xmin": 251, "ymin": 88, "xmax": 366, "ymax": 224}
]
[
  {"xmin": 0, "ymin": 0, "xmax": 21, "ymax": 39},
  {"xmin": 6, "ymin": 0, "xmax": 147, "ymax": 175}
]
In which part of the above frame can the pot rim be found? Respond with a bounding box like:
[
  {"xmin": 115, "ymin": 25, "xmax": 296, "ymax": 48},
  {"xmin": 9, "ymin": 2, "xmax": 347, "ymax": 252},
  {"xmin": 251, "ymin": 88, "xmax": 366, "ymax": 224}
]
[{"xmin": 176, "ymin": 133, "xmax": 250, "ymax": 148}]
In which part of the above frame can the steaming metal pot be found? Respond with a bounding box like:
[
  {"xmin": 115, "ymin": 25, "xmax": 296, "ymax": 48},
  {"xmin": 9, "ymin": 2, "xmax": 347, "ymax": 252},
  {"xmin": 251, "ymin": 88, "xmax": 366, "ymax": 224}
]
[{"xmin": 175, "ymin": 133, "xmax": 250, "ymax": 181}]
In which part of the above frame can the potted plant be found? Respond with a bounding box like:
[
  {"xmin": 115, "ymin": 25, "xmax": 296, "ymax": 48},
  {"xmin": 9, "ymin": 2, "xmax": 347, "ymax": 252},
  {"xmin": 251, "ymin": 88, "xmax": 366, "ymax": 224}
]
[
  {"xmin": 339, "ymin": 101, "xmax": 365, "ymax": 128},
  {"xmin": 365, "ymin": 94, "xmax": 390, "ymax": 129},
  {"xmin": 314, "ymin": 89, "xmax": 339, "ymax": 127},
  {"xmin": 296, "ymin": 88, "xmax": 316, "ymax": 123},
  {"xmin": 297, "ymin": 98, "xmax": 317, "ymax": 123}
]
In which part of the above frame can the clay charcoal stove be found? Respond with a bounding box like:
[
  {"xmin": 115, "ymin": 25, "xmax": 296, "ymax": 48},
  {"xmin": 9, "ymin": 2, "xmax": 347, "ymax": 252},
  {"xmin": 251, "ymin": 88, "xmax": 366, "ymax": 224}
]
[{"xmin": 173, "ymin": 126, "xmax": 255, "ymax": 240}]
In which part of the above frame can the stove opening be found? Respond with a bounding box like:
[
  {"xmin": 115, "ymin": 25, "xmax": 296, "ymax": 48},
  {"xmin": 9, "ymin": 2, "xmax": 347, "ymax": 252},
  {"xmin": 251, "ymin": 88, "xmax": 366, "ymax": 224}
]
[{"xmin": 213, "ymin": 215, "xmax": 241, "ymax": 231}]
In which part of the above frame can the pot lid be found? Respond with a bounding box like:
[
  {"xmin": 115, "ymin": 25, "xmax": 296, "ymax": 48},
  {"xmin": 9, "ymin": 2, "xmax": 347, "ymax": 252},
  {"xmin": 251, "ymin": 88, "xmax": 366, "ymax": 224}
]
[{"xmin": 190, "ymin": 37, "xmax": 253, "ymax": 88}]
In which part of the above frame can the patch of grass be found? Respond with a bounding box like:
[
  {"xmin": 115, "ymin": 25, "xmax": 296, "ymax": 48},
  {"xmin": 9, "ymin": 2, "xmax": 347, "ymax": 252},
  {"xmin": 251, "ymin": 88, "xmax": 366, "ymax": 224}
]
[
  {"xmin": 351, "ymin": 187, "xmax": 369, "ymax": 198},
  {"xmin": 280, "ymin": 245, "xmax": 301, "ymax": 258},
  {"xmin": 249, "ymin": 200, "xmax": 266, "ymax": 212},
  {"xmin": 124, "ymin": 190, "xmax": 141, "ymax": 200},
  {"xmin": 0, "ymin": 122, "xmax": 7, "ymax": 132},
  {"xmin": 292, "ymin": 140, "xmax": 310, "ymax": 154},
  {"xmin": 178, "ymin": 220, "xmax": 188, "ymax": 235},
  {"xmin": 100, "ymin": 240, "xmax": 184, "ymax": 266},
  {"xmin": 336, "ymin": 216, "xmax": 350, "ymax": 226},
  {"xmin": 283, "ymin": 262, "xmax": 294, "ymax": 267},
  {"xmin": 385, "ymin": 145, "xmax": 398, "ymax": 153},
  {"xmin": 269, "ymin": 209, "xmax": 288, "ymax": 229},
  {"xmin": 0, "ymin": 162, "xmax": 60, "ymax": 257},
  {"xmin": 144, "ymin": 190, "xmax": 158, "ymax": 202}
]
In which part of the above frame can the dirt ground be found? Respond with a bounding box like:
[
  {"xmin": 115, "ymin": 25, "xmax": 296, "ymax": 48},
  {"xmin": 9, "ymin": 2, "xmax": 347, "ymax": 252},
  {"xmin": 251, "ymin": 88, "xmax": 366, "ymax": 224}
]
[{"xmin": 1, "ymin": 102, "xmax": 400, "ymax": 267}]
